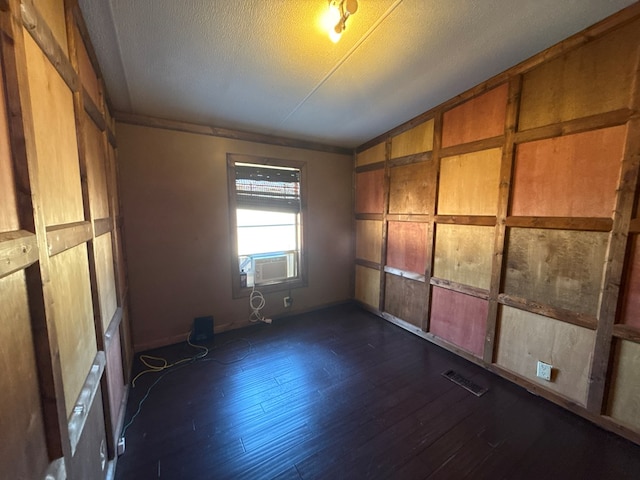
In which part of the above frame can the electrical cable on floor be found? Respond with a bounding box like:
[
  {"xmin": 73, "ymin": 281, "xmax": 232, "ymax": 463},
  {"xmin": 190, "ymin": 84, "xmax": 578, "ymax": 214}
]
[
  {"xmin": 120, "ymin": 334, "xmax": 253, "ymax": 440},
  {"xmin": 249, "ymin": 284, "xmax": 271, "ymax": 323}
]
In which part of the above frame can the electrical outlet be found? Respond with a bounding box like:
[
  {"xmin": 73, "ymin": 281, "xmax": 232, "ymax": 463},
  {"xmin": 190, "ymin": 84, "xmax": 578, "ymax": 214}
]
[
  {"xmin": 536, "ymin": 361, "xmax": 552, "ymax": 381},
  {"xmin": 283, "ymin": 296, "xmax": 292, "ymax": 308}
]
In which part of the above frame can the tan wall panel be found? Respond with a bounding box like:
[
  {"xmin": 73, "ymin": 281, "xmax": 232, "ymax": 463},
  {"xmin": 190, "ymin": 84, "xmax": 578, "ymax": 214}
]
[
  {"xmin": 24, "ymin": 34, "xmax": 83, "ymax": 227},
  {"xmin": 607, "ymin": 340, "xmax": 640, "ymax": 430},
  {"xmin": 442, "ymin": 84, "xmax": 508, "ymax": 147},
  {"xmin": 519, "ymin": 18, "xmax": 640, "ymax": 130},
  {"xmin": 512, "ymin": 126, "xmax": 626, "ymax": 217},
  {"xmin": 0, "ymin": 271, "xmax": 48, "ymax": 479},
  {"xmin": 386, "ymin": 221, "xmax": 428, "ymax": 274},
  {"xmin": 75, "ymin": 26, "xmax": 101, "ymax": 108},
  {"xmin": 355, "ymin": 169, "xmax": 385, "ymax": 214},
  {"xmin": 356, "ymin": 142, "xmax": 385, "ymax": 166},
  {"xmin": 355, "ymin": 220, "xmax": 382, "ymax": 264},
  {"xmin": 504, "ymin": 228, "xmax": 608, "ymax": 316},
  {"xmin": 437, "ymin": 148, "xmax": 501, "ymax": 215},
  {"xmin": 388, "ymin": 161, "xmax": 435, "ymax": 215},
  {"xmin": 430, "ymin": 287, "xmax": 488, "ymax": 357},
  {"xmin": 390, "ymin": 119, "xmax": 434, "ymax": 158},
  {"xmin": 95, "ymin": 233, "xmax": 117, "ymax": 333},
  {"xmin": 433, "ymin": 224, "xmax": 494, "ymax": 290},
  {"xmin": 0, "ymin": 64, "xmax": 19, "ymax": 233},
  {"xmin": 355, "ymin": 265, "xmax": 380, "ymax": 309},
  {"xmin": 33, "ymin": 0, "xmax": 68, "ymax": 54},
  {"xmin": 496, "ymin": 306, "xmax": 596, "ymax": 405},
  {"xmin": 106, "ymin": 330, "xmax": 125, "ymax": 434},
  {"xmin": 84, "ymin": 112, "xmax": 110, "ymax": 219},
  {"xmin": 384, "ymin": 273, "xmax": 427, "ymax": 328},
  {"xmin": 620, "ymin": 235, "xmax": 640, "ymax": 329},
  {"xmin": 49, "ymin": 245, "xmax": 97, "ymax": 417}
]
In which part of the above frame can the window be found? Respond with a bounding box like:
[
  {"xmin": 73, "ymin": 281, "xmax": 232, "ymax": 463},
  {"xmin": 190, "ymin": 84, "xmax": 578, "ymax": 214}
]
[{"xmin": 228, "ymin": 154, "xmax": 307, "ymax": 296}]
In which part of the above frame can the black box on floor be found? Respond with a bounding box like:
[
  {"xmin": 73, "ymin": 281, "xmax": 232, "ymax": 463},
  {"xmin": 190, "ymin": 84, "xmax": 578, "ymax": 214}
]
[{"xmin": 192, "ymin": 316, "xmax": 214, "ymax": 342}]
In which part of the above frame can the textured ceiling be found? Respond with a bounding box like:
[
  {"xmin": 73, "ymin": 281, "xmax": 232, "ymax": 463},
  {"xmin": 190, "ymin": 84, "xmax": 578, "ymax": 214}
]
[{"xmin": 78, "ymin": 0, "xmax": 636, "ymax": 148}]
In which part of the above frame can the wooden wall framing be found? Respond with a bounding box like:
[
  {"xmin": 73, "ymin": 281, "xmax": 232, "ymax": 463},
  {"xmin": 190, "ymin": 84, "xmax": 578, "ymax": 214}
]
[
  {"xmin": 0, "ymin": 0, "xmax": 130, "ymax": 478},
  {"xmin": 353, "ymin": 3, "xmax": 640, "ymax": 446}
]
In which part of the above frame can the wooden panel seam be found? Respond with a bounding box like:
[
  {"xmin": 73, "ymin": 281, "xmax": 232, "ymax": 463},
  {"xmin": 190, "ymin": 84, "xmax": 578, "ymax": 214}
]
[{"xmin": 0, "ymin": 229, "xmax": 38, "ymax": 278}]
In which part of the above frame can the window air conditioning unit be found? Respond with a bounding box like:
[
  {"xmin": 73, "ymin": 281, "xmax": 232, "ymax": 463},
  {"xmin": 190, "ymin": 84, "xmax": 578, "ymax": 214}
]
[{"xmin": 253, "ymin": 255, "xmax": 288, "ymax": 284}]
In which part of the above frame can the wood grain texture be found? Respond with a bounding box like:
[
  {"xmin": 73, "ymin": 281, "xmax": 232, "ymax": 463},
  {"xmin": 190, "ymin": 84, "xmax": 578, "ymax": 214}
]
[
  {"xmin": 386, "ymin": 221, "xmax": 427, "ymax": 275},
  {"xmin": 437, "ymin": 148, "xmax": 502, "ymax": 215},
  {"xmin": 390, "ymin": 119, "xmax": 434, "ymax": 159},
  {"xmin": 388, "ymin": 161, "xmax": 435, "ymax": 215},
  {"xmin": 24, "ymin": 33, "xmax": 83, "ymax": 226},
  {"xmin": 512, "ymin": 126, "xmax": 626, "ymax": 217},
  {"xmin": 503, "ymin": 228, "xmax": 609, "ymax": 316},
  {"xmin": 46, "ymin": 221, "xmax": 92, "ymax": 257},
  {"xmin": 496, "ymin": 306, "xmax": 596, "ymax": 406},
  {"xmin": 355, "ymin": 220, "xmax": 382, "ymax": 264},
  {"xmin": 442, "ymin": 84, "xmax": 508, "ymax": 147},
  {"xmin": 519, "ymin": 18, "xmax": 640, "ymax": 131},
  {"xmin": 355, "ymin": 265, "xmax": 380, "ymax": 310},
  {"xmin": 607, "ymin": 339, "xmax": 640, "ymax": 430},
  {"xmin": 105, "ymin": 327, "xmax": 125, "ymax": 440},
  {"xmin": 355, "ymin": 169, "xmax": 385, "ymax": 214},
  {"xmin": 48, "ymin": 244, "xmax": 97, "ymax": 417},
  {"xmin": 0, "ymin": 271, "xmax": 48, "ymax": 480},
  {"xmin": 32, "ymin": 0, "xmax": 67, "ymax": 54},
  {"xmin": 429, "ymin": 286, "xmax": 488, "ymax": 357},
  {"xmin": 0, "ymin": 61, "xmax": 19, "ymax": 233},
  {"xmin": 0, "ymin": 230, "xmax": 39, "ymax": 278},
  {"xmin": 356, "ymin": 142, "xmax": 385, "ymax": 166},
  {"xmin": 384, "ymin": 273, "xmax": 427, "ymax": 329},
  {"xmin": 74, "ymin": 25, "xmax": 100, "ymax": 110},
  {"xmin": 620, "ymin": 235, "xmax": 640, "ymax": 330},
  {"xmin": 95, "ymin": 232, "xmax": 117, "ymax": 334},
  {"xmin": 433, "ymin": 224, "xmax": 494, "ymax": 290},
  {"xmin": 83, "ymin": 111, "xmax": 109, "ymax": 218}
]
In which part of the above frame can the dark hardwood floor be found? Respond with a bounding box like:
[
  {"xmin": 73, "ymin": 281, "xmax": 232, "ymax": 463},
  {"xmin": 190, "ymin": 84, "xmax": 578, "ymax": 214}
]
[{"xmin": 115, "ymin": 303, "xmax": 640, "ymax": 479}]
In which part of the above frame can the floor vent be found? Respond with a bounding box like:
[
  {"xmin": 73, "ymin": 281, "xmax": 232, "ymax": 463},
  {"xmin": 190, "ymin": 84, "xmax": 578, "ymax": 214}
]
[{"xmin": 442, "ymin": 369, "xmax": 488, "ymax": 397}]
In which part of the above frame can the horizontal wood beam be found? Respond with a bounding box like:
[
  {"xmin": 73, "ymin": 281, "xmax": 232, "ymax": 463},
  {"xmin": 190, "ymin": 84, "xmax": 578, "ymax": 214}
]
[
  {"xmin": 506, "ymin": 216, "xmax": 613, "ymax": 232},
  {"xmin": 386, "ymin": 214, "xmax": 431, "ymax": 223},
  {"xmin": 612, "ymin": 324, "xmax": 640, "ymax": 343},
  {"xmin": 354, "ymin": 258, "xmax": 381, "ymax": 271},
  {"xmin": 46, "ymin": 221, "xmax": 92, "ymax": 257},
  {"xmin": 629, "ymin": 218, "xmax": 640, "ymax": 233},
  {"xmin": 82, "ymin": 87, "xmax": 105, "ymax": 131},
  {"xmin": 93, "ymin": 217, "xmax": 112, "ymax": 238},
  {"xmin": 355, "ymin": 161, "xmax": 384, "ymax": 173},
  {"xmin": 388, "ymin": 151, "xmax": 432, "ymax": 167},
  {"xmin": 20, "ymin": 0, "xmax": 78, "ymax": 92},
  {"xmin": 354, "ymin": 213, "xmax": 383, "ymax": 221},
  {"xmin": 0, "ymin": 230, "xmax": 38, "ymax": 278},
  {"xmin": 498, "ymin": 293, "xmax": 598, "ymax": 330},
  {"xmin": 115, "ymin": 111, "xmax": 353, "ymax": 156},
  {"xmin": 383, "ymin": 266, "xmax": 426, "ymax": 282},
  {"xmin": 430, "ymin": 277, "xmax": 490, "ymax": 300},
  {"xmin": 436, "ymin": 215, "xmax": 496, "ymax": 226},
  {"xmin": 439, "ymin": 136, "xmax": 504, "ymax": 158},
  {"xmin": 104, "ymin": 307, "xmax": 123, "ymax": 351}
]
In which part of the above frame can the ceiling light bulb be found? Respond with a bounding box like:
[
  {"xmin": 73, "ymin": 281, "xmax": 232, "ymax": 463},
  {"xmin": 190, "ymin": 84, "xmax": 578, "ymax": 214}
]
[{"xmin": 344, "ymin": 0, "xmax": 358, "ymax": 15}]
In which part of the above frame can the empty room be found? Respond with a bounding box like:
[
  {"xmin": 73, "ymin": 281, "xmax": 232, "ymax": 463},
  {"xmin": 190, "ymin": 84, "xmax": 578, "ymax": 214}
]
[{"xmin": 2, "ymin": 0, "xmax": 640, "ymax": 478}]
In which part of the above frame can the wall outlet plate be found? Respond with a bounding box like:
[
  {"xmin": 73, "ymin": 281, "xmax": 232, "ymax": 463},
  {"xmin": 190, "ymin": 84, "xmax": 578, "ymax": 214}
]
[
  {"xmin": 536, "ymin": 361, "xmax": 552, "ymax": 381},
  {"xmin": 283, "ymin": 296, "xmax": 292, "ymax": 308}
]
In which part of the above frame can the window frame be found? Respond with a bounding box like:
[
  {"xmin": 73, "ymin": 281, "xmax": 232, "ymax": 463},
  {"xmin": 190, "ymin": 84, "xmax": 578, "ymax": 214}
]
[{"xmin": 227, "ymin": 153, "xmax": 308, "ymax": 298}]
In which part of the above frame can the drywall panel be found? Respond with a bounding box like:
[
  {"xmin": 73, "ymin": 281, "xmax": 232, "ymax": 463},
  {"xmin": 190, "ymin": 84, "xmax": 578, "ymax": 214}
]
[
  {"xmin": 355, "ymin": 220, "xmax": 382, "ymax": 264},
  {"xmin": 512, "ymin": 126, "xmax": 626, "ymax": 217},
  {"xmin": 355, "ymin": 265, "xmax": 380, "ymax": 309},
  {"xmin": 433, "ymin": 224, "xmax": 494, "ymax": 290},
  {"xmin": 496, "ymin": 306, "xmax": 596, "ymax": 405},
  {"xmin": 24, "ymin": 34, "xmax": 83, "ymax": 227},
  {"xmin": 390, "ymin": 119, "xmax": 434, "ymax": 158},
  {"xmin": 84, "ymin": 112, "xmax": 110, "ymax": 219},
  {"xmin": 106, "ymin": 330, "xmax": 125, "ymax": 435},
  {"xmin": 49, "ymin": 244, "xmax": 97, "ymax": 417},
  {"xmin": 33, "ymin": 0, "xmax": 68, "ymax": 54},
  {"xmin": 388, "ymin": 162, "xmax": 435, "ymax": 215},
  {"xmin": 430, "ymin": 287, "xmax": 488, "ymax": 357},
  {"xmin": 607, "ymin": 340, "xmax": 640, "ymax": 431},
  {"xmin": 519, "ymin": 18, "xmax": 640, "ymax": 130},
  {"xmin": 620, "ymin": 235, "xmax": 640, "ymax": 329},
  {"xmin": 0, "ymin": 64, "xmax": 19, "ymax": 233},
  {"xmin": 384, "ymin": 273, "xmax": 427, "ymax": 328},
  {"xmin": 386, "ymin": 221, "xmax": 427, "ymax": 274},
  {"xmin": 95, "ymin": 232, "xmax": 117, "ymax": 333},
  {"xmin": 356, "ymin": 142, "xmax": 385, "ymax": 167},
  {"xmin": 503, "ymin": 228, "xmax": 609, "ymax": 316},
  {"xmin": 75, "ymin": 26, "xmax": 101, "ymax": 108},
  {"xmin": 437, "ymin": 148, "xmax": 501, "ymax": 216},
  {"xmin": 355, "ymin": 169, "xmax": 385, "ymax": 214},
  {"xmin": 0, "ymin": 271, "xmax": 48, "ymax": 479},
  {"xmin": 442, "ymin": 84, "xmax": 508, "ymax": 147}
]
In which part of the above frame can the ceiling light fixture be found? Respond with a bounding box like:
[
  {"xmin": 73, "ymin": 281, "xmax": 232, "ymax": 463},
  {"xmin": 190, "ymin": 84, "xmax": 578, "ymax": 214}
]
[{"xmin": 327, "ymin": 0, "xmax": 358, "ymax": 43}]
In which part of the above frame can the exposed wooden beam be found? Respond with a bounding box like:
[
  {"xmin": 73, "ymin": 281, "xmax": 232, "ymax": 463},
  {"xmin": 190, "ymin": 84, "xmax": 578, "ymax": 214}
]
[
  {"xmin": 505, "ymin": 216, "xmax": 613, "ymax": 232},
  {"xmin": 46, "ymin": 221, "xmax": 92, "ymax": 257},
  {"xmin": 0, "ymin": 230, "xmax": 38, "ymax": 278}
]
